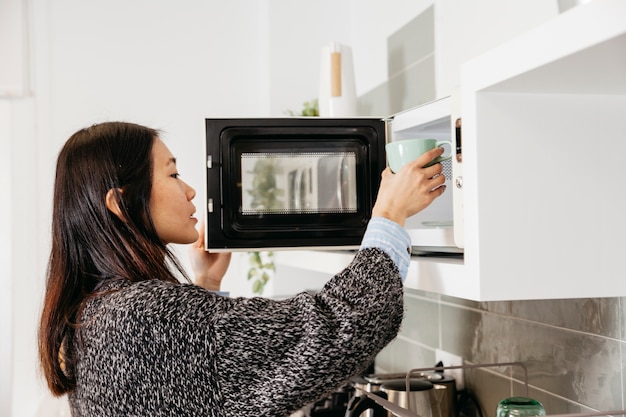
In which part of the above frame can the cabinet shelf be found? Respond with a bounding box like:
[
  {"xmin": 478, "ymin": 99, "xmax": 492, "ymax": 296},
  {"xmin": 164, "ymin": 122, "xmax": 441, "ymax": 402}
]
[
  {"xmin": 458, "ymin": 0, "xmax": 626, "ymax": 300},
  {"xmin": 274, "ymin": 250, "xmax": 356, "ymax": 276},
  {"xmin": 461, "ymin": 0, "xmax": 626, "ymax": 96},
  {"xmin": 274, "ymin": 250, "xmax": 465, "ymax": 295}
]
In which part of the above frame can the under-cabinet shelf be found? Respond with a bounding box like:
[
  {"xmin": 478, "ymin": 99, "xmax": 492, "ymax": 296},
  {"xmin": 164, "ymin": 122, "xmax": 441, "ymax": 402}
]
[{"xmin": 274, "ymin": 250, "xmax": 465, "ymax": 295}]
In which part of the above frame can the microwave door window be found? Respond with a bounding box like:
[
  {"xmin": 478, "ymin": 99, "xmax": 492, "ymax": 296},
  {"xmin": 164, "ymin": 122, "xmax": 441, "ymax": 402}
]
[
  {"xmin": 240, "ymin": 154, "xmax": 287, "ymax": 214},
  {"xmin": 240, "ymin": 152, "xmax": 357, "ymax": 215}
]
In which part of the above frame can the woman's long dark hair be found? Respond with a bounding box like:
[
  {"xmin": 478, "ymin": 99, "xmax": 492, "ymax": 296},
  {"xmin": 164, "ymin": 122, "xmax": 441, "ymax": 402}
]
[{"xmin": 38, "ymin": 122, "xmax": 189, "ymax": 395}]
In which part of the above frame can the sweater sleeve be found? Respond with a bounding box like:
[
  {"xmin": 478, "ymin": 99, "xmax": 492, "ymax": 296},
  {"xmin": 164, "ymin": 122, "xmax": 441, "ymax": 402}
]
[
  {"xmin": 360, "ymin": 216, "xmax": 411, "ymax": 281},
  {"xmin": 212, "ymin": 247, "xmax": 404, "ymax": 416}
]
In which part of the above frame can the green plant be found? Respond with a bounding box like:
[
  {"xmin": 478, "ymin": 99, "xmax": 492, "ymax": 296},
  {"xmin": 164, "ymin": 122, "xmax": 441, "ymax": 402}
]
[
  {"xmin": 246, "ymin": 158, "xmax": 284, "ymax": 212},
  {"xmin": 247, "ymin": 251, "xmax": 275, "ymax": 294},
  {"xmin": 286, "ymin": 99, "xmax": 319, "ymax": 117}
]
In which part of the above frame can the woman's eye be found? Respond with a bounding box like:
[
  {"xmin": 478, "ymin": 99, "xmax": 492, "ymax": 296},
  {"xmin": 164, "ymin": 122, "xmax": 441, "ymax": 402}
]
[{"xmin": 171, "ymin": 173, "xmax": 180, "ymax": 179}]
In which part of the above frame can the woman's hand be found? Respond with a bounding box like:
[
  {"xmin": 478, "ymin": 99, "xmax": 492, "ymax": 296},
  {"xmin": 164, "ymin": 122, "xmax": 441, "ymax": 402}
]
[
  {"xmin": 372, "ymin": 147, "xmax": 447, "ymax": 227},
  {"xmin": 189, "ymin": 219, "xmax": 232, "ymax": 291}
]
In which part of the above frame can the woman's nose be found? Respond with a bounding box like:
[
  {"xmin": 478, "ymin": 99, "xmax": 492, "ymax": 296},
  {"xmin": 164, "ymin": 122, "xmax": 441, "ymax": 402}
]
[{"xmin": 184, "ymin": 181, "xmax": 196, "ymax": 200}]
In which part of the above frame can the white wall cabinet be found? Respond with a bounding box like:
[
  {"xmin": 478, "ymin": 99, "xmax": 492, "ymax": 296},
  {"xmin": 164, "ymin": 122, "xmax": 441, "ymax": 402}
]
[
  {"xmin": 276, "ymin": 0, "xmax": 626, "ymax": 301},
  {"xmin": 455, "ymin": 0, "xmax": 626, "ymax": 300}
]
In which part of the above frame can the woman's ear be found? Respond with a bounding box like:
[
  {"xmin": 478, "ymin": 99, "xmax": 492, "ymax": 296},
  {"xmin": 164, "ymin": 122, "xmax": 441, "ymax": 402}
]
[{"xmin": 105, "ymin": 188, "xmax": 127, "ymax": 221}]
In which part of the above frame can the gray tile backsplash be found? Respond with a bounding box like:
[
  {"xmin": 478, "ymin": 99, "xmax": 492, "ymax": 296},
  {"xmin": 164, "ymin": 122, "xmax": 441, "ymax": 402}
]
[
  {"xmin": 387, "ymin": 6, "xmax": 434, "ymax": 78},
  {"xmin": 483, "ymin": 298, "xmax": 623, "ymax": 339},
  {"xmin": 364, "ymin": 10, "xmax": 626, "ymax": 415},
  {"xmin": 376, "ymin": 289, "xmax": 626, "ymax": 415},
  {"xmin": 357, "ymin": 6, "xmax": 436, "ymax": 117}
]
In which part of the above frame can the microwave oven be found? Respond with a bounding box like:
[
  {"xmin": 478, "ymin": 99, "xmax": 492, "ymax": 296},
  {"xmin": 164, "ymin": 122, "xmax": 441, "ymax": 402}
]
[{"xmin": 204, "ymin": 102, "xmax": 461, "ymax": 254}]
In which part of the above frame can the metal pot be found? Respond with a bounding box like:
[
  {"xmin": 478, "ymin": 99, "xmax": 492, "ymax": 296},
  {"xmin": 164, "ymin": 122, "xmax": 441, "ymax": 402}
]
[
  {"xmin": 380, "ymin": 380, "xmax": 447, "ymax": 417},
  {"xmin": 361, "ymin": 373, "xmax": 457, "ymax": 417}
]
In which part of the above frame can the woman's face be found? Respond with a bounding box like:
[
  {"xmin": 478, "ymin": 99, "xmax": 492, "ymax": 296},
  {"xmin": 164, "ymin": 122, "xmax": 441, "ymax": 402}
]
[{"xmin": 149, "ymin": 138, "xmax": 199, "ymax": 244}]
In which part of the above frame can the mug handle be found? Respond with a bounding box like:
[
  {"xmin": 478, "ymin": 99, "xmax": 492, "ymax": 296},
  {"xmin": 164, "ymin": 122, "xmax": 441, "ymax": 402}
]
[{"xmin": 427, "ymin": 141, "xmax": 453, "ymax": 166}]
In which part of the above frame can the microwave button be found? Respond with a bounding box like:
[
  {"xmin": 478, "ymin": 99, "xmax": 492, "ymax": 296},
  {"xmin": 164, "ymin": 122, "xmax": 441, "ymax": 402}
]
[
  {"xmin": 207, "ymin": 155, "xmax": 213, "ymax": 169},
  {"xmin": 208, "ymin": 198, "xmax": 214, "ymax": 213}
]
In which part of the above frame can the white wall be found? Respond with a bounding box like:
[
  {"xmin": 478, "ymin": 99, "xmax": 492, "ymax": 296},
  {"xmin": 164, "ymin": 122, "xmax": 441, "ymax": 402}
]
[
  {"xmin": 6, "ymin": 1, "xmax": 277, "ymax": 415},
  {"xmin": 265, "ymin": 0, "xmax": 351, "ymax": 115},
  {"xmin": 46, "ymin": 0, "xmax": 275, "ymax": 194},
  {"xmin": 264, "ymin": 0, "xmax": 434, "ymax": 115},
  {"xmin": 0, "ymin": 100, "xmax": 15, "ymax": 417},
  {"xmin": 349, "ymin": 0, "xmax": 434, "ymax": 95},
  {"xmin": 1, "ymin": 1, "xmax": 428, "ymax": 415},
  {"xmin": 0, "ymin": 0, "xmax": 29, "ymax": 96}
]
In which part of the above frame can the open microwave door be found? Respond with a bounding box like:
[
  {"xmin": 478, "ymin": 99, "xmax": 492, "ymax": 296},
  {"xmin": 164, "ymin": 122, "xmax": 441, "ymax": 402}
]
[{"xmin": 205, "ymin": 118, "xmax": 386, "ymax": 251}]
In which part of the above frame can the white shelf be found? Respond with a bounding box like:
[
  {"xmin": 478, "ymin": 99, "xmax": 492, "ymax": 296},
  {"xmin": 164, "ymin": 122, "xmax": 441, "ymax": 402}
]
[
  {"xmin": 461, "ymin": 0, "xmax": 626, "ymax": 95},
  {"xmin": 274, "ymin": 250, "xmax": 465, "ymax": 295},
  {"xmin": 274, "ymin": 251, "xmax": 355, "ymax": 275},
  {"xmin": 404, "ymin": 256, "xmax": 465, "ymax": 295},
  {"xmin": 458, "ymin": 0, "xmax": 626, "ymax": 300}
]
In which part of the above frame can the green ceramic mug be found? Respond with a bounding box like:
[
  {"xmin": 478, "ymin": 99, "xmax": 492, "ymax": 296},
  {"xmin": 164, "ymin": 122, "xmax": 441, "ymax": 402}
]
[{"xmin": 385, "ymin": 138, "xmax": 452, "ymax": 173}]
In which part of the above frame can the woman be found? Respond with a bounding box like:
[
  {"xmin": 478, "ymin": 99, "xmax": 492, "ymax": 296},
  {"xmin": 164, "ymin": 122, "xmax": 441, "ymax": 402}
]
[{"xmin": 38, "ymin": 121, "xmax": 446, "ymax": 416}]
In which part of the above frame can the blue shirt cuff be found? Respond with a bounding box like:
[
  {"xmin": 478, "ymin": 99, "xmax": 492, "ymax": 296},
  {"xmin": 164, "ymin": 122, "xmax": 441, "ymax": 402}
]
[{"xmin": 360, "ymin": 217, "xmax": 411, "ymax": 282}]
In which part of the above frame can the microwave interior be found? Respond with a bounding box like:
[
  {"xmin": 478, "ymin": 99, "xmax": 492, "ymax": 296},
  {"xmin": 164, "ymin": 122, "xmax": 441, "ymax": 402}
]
[{"xmin": 205, "ymin": 118, "xmax": 386, "ymax": 251}]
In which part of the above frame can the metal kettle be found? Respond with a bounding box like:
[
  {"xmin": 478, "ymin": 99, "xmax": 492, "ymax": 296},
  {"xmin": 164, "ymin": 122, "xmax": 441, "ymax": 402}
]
[
  {"xmin": 345, "ymin": 380, "xmax": 448, "ymax": 417},
  {"xmin": 349, "ymin": 373, "xmax": 457, "ymax": 417},
  {"xmin": 381, "ymin": 380, "xmax": 448, "ymax": 417}
]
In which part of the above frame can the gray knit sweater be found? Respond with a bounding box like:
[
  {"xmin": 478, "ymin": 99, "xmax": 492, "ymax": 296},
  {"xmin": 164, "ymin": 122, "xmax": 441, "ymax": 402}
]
[{"xmin": 68, "ymin": 248, "xmax": 404, "ymax": 416}]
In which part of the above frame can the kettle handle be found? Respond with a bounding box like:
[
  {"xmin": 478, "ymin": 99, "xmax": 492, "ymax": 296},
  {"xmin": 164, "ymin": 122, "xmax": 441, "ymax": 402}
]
[{"xmin": 345, "ymin": 392, "xmax": 388, "ymax": 417}]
